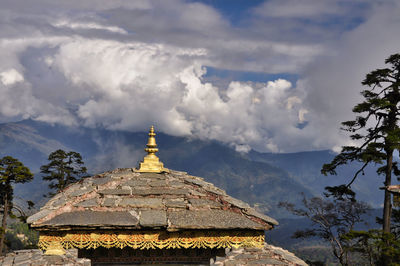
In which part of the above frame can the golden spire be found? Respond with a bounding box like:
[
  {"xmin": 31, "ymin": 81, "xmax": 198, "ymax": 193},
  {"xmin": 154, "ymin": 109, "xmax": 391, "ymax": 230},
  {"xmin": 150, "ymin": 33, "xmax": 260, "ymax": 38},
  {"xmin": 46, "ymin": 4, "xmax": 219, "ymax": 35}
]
[{"xmin": 137, "ymin": 126, "xmax": 168, "ymax": 173}]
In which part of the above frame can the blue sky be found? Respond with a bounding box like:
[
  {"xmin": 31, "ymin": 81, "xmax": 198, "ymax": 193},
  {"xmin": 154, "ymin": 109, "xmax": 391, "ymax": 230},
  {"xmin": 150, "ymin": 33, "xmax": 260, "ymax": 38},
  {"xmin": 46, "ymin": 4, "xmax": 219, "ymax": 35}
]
[
  {"xmin": 191, "ymin": 0, "xmax": 265, "ymax": 24},
  {"xmin": 0, "ymin": 0, "xmax": 399, "ymax": 152},
  {"xmin": 204, "ymin": 66, "xmax": 299, "ymax": 85}
]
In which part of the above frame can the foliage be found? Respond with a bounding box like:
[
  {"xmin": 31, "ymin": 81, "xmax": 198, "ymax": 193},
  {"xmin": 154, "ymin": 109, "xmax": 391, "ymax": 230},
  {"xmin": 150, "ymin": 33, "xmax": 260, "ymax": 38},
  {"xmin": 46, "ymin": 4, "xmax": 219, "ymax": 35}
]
[
  {"xmin": 0, "ymin": 156, "xmax": 33, "ymax": 255},
  {"xmin": 390, "ymin": 208, "xmax": 400, "ymax": 239},
  {"xmin": 40, "ymin": 149, "xmax": 87, "ymax": 196},
  {"xmin": 6, "ymin": 221, "xmax": 39, "ymax": 250},
  {"xmin": 279, "ymin": 192, "xmax": 370, "ymax": 266},
  {"xmin": 343, "ymin": 229, "xmax": 400, "ymax": 266},
  {"xmin": 0, "ymin": 156, "xmax": 34, "ymax": 203},
  {"xmin": 321, "ymin": 53, "xmax": 400, "ymax": 234}
]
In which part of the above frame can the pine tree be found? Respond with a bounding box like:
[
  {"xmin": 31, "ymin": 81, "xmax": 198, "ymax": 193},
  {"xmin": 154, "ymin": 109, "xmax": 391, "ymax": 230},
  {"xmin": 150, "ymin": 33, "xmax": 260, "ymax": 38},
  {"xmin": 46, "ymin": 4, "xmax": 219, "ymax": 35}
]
[
  {"xmin": 40, "ymin": 149, "xmax": 87, "ymax": 196},
  {"xmin": 0, "ymin": 156, "xmax": 33, "ymax": 255},
  {"xmin": 322, "ymin": 53, "xmax": 400, "ymax": 234}
]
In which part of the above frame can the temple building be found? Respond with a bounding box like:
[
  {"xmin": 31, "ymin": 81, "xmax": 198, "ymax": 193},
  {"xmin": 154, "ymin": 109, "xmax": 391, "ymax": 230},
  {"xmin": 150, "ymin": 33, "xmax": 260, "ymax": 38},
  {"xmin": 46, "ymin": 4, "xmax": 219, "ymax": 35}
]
[{"xmin": 24, "ymin": 126, "xmax": 306, "ymax": 265}]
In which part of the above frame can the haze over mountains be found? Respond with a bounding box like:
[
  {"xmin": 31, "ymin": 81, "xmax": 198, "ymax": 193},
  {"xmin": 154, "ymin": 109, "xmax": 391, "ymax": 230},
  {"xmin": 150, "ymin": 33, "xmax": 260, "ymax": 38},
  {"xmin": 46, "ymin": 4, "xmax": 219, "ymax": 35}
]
[{"xmin": 0, "ymin": 119, "xmax": 383, "ymax": 219}]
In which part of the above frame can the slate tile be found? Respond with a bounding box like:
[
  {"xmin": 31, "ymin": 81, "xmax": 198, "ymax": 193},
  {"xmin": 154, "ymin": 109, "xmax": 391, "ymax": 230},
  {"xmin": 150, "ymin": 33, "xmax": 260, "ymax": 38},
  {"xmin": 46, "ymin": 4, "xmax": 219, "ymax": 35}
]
[
  {"xmin": 165, "ymin": 199, "xmax": 186, "ymax": 208},
  {"xmin": 168, "ymin": 180, "xmax": 186, "ymax": 188},
  {"xmin": 102, "ymin": 198, "xmax": 117, "ymax": 207},
  {"xmin": 189, "ymin": 198, "xmax": 222, "ymax": 208},
  {"xmin": 131, "ymin": 188, "xmax": 188, "ymax": 195},
  {"xmin": 223, "ymin": 196, "xmax": 250, "ymax": 209},
  {"xmin": 244, "ymin": 208, "xmax": 279, "ymax": 225},
  {"xmin": 119, "ymin": 198, "xmax": 163, "ymax": 208},
  {"xmin": 149, "ymin": 180, "xmax": 167, "ymax": 187},
  {"xmin": 167, "ymin": 210, "xmax": 265, "ymax": 229},
  {"xmin": 99, "ymin": 189, "xmax": 131, "ymax": 195},
  {"xmin": 139, "ymin": 210, "xmax": 167, "ymax": 227},
  {"xmin": 122, "ymin": 179, "xmax": 148, "ymax": 187},
  {"xmin": 69, "ymin": 187, "xmax": 94, "ymax": 197},
  {"xmin": 74, "ymin": 198, "xmax": 98, "ymax": 207},
  {"xmin": 140, "ymin": 173, "xmax": 166, "ymax": 179},
  {"xmin": 184, "ymin": 177, "xmax": 208, "ymax": 187},
  {"xmin": 27, "ymin": 209, "xmax": 52, "ymax": 223},
  {"xmin": 203, "ymin": 186, "xmax": 226, "ymax": 195},
  {"xmin": 190, "ymin": 190, "xmax": 207, "ymax": 197},
  {"xmin": 51, "ymin": 195, "xmax": 68, "ymax": 207},
  {"xmin": 92, "ymin": 176, "xmax": 112, "ymax": 185},
  {"xmin": 42, "ymin": 211, "xmax": 139, "ymax": 226}
]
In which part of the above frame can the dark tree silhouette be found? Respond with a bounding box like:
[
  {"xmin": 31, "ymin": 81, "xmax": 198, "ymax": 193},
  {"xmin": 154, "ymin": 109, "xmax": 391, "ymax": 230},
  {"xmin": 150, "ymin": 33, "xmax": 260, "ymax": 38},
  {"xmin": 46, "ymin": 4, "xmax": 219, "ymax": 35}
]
[
  {"xmin": 40, "ymin": 149, "xmax": 87, "ymax": 196},
  {"xmin": 0, "ymin": 156, "xmax": 33, "ymax": 255},
  {"xmin": 322, "ymin": 53, "xmax": 400, "ymax": 234}
]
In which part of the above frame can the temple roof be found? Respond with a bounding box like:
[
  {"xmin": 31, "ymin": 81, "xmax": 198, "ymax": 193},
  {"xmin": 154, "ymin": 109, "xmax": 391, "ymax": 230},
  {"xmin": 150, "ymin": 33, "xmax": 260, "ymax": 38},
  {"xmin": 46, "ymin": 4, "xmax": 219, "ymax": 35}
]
[
  {"xmin": 28, "ymin": 126, "xmax": 278, "ymax": 232},
  {"xmin": 28, "ymin": 168, "xmax": 278, "ymax": 231}
]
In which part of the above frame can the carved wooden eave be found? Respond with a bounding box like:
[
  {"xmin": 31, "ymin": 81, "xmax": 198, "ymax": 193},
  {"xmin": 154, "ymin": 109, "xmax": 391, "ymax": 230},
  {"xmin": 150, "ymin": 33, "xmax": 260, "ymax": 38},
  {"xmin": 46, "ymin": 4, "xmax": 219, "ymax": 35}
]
[{"xmin": 38, "ymin": 230, "xmax": 265, "ymax": 251}]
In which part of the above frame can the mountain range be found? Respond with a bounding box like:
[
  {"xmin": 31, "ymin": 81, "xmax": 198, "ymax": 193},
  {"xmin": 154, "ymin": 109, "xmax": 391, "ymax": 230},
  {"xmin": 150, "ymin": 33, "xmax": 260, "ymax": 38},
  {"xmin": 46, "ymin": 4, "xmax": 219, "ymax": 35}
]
[{"xmin": 0, "ymin": 119, "xmax": 384, "ymax": 218}]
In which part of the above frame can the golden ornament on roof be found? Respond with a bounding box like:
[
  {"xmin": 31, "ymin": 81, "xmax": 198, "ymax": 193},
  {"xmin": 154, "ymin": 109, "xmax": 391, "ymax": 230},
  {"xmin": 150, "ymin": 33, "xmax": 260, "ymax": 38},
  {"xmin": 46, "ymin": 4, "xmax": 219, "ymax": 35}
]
[{"xmin": 137, "ymin": 126, "xmax": 168, "ymax": 173}]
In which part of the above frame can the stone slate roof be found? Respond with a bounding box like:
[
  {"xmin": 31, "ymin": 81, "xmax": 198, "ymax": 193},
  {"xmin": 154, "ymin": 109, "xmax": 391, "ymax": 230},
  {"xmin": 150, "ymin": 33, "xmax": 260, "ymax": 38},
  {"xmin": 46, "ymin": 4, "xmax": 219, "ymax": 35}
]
[
  {"xmin": 211, "ymin": 244, "xmax": 308, "ymax": 266},
  {"xmin": 28, "ymin": 168, "xmax": 278, "ymax": 231}
]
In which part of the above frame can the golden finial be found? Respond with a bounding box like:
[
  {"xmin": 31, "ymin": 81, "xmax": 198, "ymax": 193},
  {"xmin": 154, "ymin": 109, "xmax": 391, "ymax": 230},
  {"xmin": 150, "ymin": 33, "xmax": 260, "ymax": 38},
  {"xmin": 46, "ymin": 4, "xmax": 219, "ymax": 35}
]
[{"xmin": 137, "ymin": 126, "xmax": 168, "ymax": 173}]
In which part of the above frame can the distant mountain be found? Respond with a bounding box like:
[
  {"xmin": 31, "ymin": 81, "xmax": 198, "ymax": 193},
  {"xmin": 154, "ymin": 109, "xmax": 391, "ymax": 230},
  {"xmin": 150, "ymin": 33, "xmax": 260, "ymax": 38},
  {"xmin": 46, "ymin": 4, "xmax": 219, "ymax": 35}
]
[
  {"xmin": 249, "ymin": 150, "xmax": 384, "ymax": 208},
  {"xmin": 0, "ymin": 120, "xmax": 312, "ymax": 218}
]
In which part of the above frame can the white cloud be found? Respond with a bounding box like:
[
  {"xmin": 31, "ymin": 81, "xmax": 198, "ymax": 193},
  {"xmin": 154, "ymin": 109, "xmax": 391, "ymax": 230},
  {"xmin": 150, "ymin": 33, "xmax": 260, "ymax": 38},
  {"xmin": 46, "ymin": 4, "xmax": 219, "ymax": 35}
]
[
  {"xmin": 45, "ymin": 38, "xmax": 306, "ymax": 152},
  {"xmin": 53, "ymin": 20, "xmax": 128, "ymax": 35},
  {"xmin": 0, "ymin": 69, "xmax": 24, "ymax": 86},
  {"xmin": 0, "ymin": 0, "xmax": 398, "ymax": 153},
  {"xmin": 300, "ymin": 0, "xmax": 400, "ymax": 150}
]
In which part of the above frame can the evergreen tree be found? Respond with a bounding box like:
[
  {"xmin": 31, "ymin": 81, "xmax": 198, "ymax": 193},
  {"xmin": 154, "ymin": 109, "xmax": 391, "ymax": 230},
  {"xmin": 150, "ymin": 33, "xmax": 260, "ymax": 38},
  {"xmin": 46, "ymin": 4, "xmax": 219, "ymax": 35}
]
[
  {"xmin": 322, "ymin": 53, "xmax": 400, "ymax": 234},
  {"xmin": 40, "ymin": 149, "xmax": 87, "ymax": 196},
  {"xmin": 0, "ymin": 156, "xmax": 33, "ymax": 255},
  {"xmin": 343, "ymin": 229, "xmax": 400, "ymax": 265}
]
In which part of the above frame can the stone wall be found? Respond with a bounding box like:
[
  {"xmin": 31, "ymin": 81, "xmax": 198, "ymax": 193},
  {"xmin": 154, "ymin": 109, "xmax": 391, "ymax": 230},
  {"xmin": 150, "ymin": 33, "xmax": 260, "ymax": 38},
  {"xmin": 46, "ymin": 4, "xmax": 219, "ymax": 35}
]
[{"xmin": 0, "ymin": 249, "xmax": 90, "ymax": 266}]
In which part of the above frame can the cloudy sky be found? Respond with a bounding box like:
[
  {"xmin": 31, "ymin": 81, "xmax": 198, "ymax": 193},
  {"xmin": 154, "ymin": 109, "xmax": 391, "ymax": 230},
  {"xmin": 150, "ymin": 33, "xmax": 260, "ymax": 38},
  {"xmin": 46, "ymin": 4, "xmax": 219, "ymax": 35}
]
[{"xmin": 0, "ymin": 0, "xmax": 399, "ymax": 153}]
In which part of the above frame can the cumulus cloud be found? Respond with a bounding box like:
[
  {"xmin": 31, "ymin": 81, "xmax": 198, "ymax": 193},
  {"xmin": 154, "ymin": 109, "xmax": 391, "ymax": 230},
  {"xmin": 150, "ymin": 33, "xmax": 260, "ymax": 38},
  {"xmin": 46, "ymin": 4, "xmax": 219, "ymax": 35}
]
[
  {"xmin": 48, "ymin": 38, "xmax": 306, "ymax": 152},
  {"xmin": 0, "ymin": 34, "xmax": 307, "ymax": 152},
  {"xmin": 0, "ymin": 69, "xmax": 24, "ymax": 86},
  {"xmin": 0, "ymin": 0, "xmax": 398, "ymax": 153},
  {"xmin": 299, "ymin": 0, "xmax": 400, "ymax": 151}
]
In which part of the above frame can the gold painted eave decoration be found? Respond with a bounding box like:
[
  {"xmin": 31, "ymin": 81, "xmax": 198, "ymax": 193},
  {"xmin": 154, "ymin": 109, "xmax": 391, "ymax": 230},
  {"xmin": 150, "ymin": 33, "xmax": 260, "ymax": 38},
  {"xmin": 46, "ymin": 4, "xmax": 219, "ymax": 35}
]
[
  {"xmin": 38, "ymin": 230, "xmax": 264, "ymax": 252},
  {"xmin": 137, "ymin": 126, "xmax": 168, "ymax": 173}
]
